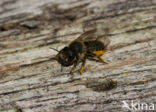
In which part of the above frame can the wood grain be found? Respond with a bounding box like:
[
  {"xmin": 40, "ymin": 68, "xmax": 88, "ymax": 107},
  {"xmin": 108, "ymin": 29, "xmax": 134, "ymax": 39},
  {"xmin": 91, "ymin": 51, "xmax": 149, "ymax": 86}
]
[{"xmin": 0, "ymin": 0, "xmax": 156, "ymax": 112}]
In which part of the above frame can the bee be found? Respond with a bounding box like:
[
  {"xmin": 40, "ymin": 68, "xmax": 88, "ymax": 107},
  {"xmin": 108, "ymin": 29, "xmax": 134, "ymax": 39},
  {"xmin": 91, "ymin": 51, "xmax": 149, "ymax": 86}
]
[{"xmin": 51, "ymin": 29, "xmax": 110, "ymax": 74}]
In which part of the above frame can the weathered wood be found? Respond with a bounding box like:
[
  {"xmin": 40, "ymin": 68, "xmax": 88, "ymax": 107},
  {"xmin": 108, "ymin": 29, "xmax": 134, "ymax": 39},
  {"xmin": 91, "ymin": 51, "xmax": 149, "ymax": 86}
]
[{"xmin": 0, "ymin": 0, "xmax": 156, "ymax": 112}]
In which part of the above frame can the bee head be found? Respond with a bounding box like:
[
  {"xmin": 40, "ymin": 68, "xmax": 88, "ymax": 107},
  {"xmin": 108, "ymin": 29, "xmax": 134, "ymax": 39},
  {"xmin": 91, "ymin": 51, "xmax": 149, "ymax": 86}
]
[{"xmin": 56, "ymin": 47, "xmax": 76, "ymax": 67}]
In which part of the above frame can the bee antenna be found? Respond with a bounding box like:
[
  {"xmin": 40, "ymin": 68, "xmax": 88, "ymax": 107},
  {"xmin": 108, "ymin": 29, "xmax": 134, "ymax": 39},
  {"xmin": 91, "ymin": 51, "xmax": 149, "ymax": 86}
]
[{"xmin": 50, "ymin": 47, "xmax": 59, "ymax": 52}]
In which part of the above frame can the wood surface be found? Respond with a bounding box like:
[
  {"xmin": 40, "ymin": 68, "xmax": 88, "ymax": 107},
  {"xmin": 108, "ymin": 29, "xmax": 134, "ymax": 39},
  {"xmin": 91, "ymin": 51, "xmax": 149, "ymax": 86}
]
[{"xmin": 0, "ymin": 0, "xmax": 156, "ymax": 112}]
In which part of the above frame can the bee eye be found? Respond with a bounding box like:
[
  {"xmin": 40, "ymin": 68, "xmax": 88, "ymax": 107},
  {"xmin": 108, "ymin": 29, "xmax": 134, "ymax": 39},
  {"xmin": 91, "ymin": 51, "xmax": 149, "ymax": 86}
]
[
  {"xmin": 68, "ymin": 54, "xmax": 74, "ymax": 61},
  {"xmin": 69, "ymin": 54, "xmax": 73, "ymax": 58}
]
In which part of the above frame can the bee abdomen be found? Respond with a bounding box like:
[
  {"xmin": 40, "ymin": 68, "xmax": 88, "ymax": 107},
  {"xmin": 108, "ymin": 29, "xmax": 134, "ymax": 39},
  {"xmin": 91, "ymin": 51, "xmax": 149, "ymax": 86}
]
[{"xmin": 84, "ymin": 41, "xmax": 105, "ymax": 55}]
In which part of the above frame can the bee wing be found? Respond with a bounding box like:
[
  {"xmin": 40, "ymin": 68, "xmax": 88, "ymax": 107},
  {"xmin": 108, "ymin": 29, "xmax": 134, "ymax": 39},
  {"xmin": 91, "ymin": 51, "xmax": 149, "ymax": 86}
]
[
  {"xmin": 76, "ymin": 29, "xmax": 110, "ymax": 47},
  {"xmin": 97, "ymin": 35, "xmax": 110, "ymax": 47},
  {"xmin": 75, "ymin": 29, "xmax": 98, "ymax": 41}
]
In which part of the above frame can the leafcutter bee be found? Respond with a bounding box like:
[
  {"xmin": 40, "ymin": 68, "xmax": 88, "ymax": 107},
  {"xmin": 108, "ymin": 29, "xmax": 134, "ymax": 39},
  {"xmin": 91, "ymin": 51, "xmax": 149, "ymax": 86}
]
[{"xmin": 51, "ymin": 29, "xmax": 110, "ymax": 74}]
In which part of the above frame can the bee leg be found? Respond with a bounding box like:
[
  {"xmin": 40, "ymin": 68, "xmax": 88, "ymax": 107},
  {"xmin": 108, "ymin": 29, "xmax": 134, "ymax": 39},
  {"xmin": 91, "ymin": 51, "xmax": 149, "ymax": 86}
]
[
  {"xmin": 90, "ymin": 52, "xmax": 107, "ymax": 64},
  {"xmin": 79, "ymin": 58, "xmax": 86, "ymax": 75},
  {"xmin": 60, "ymin": 65, "xmax": 63, "ymax": 72},
  {"xmin": 97, "ymin": 56, "xmax": 107, "ymax": 64},
  {"xmin": 70, "ymin": 62, "xmax": 78, "ymax": 74}
]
